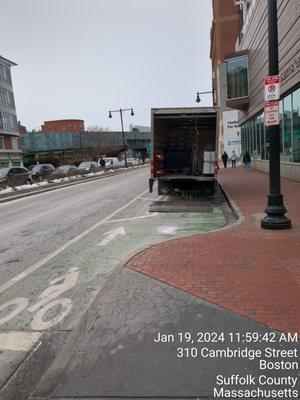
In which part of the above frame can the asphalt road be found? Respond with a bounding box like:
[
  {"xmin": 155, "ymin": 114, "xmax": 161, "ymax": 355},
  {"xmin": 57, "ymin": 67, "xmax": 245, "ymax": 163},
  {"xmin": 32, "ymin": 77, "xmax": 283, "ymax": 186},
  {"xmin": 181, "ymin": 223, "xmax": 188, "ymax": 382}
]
[{"xmin": 0, "ymin": 167, "xmax": 150, "ymax": 286}]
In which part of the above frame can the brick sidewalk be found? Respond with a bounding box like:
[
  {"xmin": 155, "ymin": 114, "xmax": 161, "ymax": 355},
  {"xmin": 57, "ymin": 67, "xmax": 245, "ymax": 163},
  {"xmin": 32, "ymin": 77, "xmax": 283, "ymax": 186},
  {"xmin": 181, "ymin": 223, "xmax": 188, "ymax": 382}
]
[{"xmin": 126, "ymin": 167, "xmax": 300, "ymax": 334}]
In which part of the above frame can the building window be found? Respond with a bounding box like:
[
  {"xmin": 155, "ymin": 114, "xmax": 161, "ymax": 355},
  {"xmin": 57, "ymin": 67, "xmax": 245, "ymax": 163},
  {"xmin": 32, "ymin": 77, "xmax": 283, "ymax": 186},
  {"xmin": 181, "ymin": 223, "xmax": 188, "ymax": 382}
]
[
  {"xmin": 0, "ymin": 137, "xmax": 3, "ymax": 149},
  {"xmin": 226, "ymin": 55, "xmax": 249, "ymax": 99},
  {"xmin": 0, "ymin": 64, "xmax": 12, "ymax": 84},
  {"xmin": 0, "ymin": 88, "xmax": 15, "ymax": 108},
  {"xmin": 11, "ymin": 138, "xmax": 19, "ymax": 150},
  {"xmin": 241, "ymin": 88, "xmax": 300, "ymax": 163},
  {"xmin": 2, "ymin": 113, "xmax": 18, "ymax": 131},
  {"xmin": 259, "ymin": 113, "xmax": 265, "ymax": 160},
  {"xmin": 283, "ymin": 95, "xmax": 292, "ymax": 162},
  {"xmin": 292, "ymin": 88, "xmax": 300, "ymax": 163}
]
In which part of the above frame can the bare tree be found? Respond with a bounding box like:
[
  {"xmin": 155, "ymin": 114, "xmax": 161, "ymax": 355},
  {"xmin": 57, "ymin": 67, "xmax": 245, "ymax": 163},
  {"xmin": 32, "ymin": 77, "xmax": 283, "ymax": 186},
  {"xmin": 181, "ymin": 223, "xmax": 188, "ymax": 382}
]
[{"xmin": 87, "ymin": 125, "xmax": 111, "ymax": 132}]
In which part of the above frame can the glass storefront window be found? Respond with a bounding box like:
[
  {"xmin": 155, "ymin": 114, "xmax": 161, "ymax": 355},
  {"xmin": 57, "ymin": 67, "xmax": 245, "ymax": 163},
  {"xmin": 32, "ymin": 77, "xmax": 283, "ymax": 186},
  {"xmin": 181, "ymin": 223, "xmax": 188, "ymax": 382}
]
[
  {"xmin": 279, "ymin": 101, "xmax": 284, "ymax": 160},
  {"xmin": 246, "ymin": 122, "xmax": 250, "ymax": 153},
  {"xmin": 259, "ymin": 113, "xmax": 265, "ymax": 160},
  {"xmin": 292, "ymin": 88, "xmax": 300, "ymax": 163},
  {"xmin": 283, "ymin": 95, "xmax": 292, "ymax": 162},
  {"xmin": 226, "ymin": 55, "xmax": 249, "ymax": 99},
  {"xmin": 255, "ymin": 116, "xmax": 260, "ymax": 158},
  {"xmin": 241, "ymin": 127, "xmax": 246, "ymax": 153},
  {"xmin": 241, "ymin": 89, "xmax": 300, "ymax": 164}
]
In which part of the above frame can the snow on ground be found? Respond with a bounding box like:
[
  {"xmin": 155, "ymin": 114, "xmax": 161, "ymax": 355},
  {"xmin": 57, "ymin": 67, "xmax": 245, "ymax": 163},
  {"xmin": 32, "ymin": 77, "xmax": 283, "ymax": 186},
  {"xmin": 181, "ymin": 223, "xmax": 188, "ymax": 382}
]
[
  {"xmin": 0, "ymin": 187, "xmax": 14, "ymax": 195},
  {"xmin": 0, "ymin": 165, "xmax": 147, "ymax": 197}
]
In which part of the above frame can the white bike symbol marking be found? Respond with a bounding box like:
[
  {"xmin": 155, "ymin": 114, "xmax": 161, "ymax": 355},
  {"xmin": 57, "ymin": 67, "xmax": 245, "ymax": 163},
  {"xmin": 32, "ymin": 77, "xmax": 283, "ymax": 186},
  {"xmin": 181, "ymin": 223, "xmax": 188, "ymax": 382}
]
[{"xmin": 0, "ymin": 267, "xmax": 79, "ymax": 330}]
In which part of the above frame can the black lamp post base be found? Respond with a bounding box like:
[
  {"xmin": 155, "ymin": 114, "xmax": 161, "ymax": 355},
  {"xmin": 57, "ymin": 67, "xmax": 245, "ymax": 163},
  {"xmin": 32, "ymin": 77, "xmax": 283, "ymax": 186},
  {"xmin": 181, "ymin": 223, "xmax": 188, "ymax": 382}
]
[
  {"xmin": 261, "ymin": 214, "xmax": 291, "ymax": 230},
  {"xmin": 261, "ymin": 194, "xmax": 291, "ymax": 230}
]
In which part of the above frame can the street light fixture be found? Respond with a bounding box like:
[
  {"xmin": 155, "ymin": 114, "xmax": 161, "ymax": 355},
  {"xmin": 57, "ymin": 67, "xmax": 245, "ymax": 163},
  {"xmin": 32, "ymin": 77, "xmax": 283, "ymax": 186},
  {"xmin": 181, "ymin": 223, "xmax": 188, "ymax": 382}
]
[
  {"xmin": 108, "ymin": 107, "xmax": 134, "ymax": 167},
  {"xmin": 196, "ymin": 91, "xmax": 213, "ymax": 103},
  {"xmin": 261, "ymin": 0, "xmax": 291, "ymax": 230}
]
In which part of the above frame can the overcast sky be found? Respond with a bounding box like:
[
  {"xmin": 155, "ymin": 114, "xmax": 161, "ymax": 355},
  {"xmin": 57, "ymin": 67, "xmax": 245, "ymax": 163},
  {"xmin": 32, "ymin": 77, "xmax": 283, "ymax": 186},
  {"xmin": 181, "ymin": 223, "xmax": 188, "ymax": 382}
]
[{"xmin": 1, "ymin": 0, "xmax": 213, "ymax": 131}]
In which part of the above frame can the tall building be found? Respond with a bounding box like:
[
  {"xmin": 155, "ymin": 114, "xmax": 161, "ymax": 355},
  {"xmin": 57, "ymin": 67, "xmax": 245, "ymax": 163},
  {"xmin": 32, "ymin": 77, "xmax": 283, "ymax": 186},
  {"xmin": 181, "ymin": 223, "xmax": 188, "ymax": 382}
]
[
  {"xmin": 210, "ymin": 0, "xmax": 243, "ymax": 156},
  {"xmin": 0, "ymin": 55, "xmax": 22, "ymax": 167},
  {"xmin": 223, "ymin": 0, "xmax": 300, "ymax": 181}
]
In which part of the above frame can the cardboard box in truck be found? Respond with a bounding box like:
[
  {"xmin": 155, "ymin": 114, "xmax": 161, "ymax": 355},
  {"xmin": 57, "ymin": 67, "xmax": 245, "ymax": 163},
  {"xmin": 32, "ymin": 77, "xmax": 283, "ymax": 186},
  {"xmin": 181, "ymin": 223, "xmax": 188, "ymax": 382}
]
[{"xmin": 149, "ymin": 107, "xmax": 219, "ymax": 195}]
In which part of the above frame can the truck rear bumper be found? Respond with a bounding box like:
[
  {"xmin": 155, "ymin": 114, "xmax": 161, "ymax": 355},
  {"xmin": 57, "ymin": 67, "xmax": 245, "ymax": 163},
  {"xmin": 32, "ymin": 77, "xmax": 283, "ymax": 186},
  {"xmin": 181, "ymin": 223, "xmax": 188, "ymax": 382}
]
[{"xmin": 156, "ymin": 175, "xmax": 217, "ymax": 195}]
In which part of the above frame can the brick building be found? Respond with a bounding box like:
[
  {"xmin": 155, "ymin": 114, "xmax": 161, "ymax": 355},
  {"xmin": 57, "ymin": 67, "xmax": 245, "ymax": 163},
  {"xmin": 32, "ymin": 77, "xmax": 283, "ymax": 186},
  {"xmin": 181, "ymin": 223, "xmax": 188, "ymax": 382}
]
[
  {"xmin": 210, "ymin": 0, "xmax": 242, "ymax": 156},
  {"xmin": 0, "ymin": 55, "xmax": 22, "ymax": 167},
  {"xmin": 41, "ymin": 119, "xmax": 85, "ymax": 133}
]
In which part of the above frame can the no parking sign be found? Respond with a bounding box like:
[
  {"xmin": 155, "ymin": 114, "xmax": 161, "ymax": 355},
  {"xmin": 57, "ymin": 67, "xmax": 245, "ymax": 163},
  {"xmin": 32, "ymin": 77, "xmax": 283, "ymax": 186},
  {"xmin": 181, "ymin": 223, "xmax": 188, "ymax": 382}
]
[{"xmin": 264, "ymin": 75, "xmax": 281, "ymax": 101}]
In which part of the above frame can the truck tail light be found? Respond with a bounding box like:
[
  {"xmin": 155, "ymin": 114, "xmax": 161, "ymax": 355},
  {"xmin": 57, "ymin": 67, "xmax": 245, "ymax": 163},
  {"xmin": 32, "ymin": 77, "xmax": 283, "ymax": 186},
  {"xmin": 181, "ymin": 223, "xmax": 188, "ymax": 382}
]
[{"xmin": 155, "ymin": 151, "xmax": 164, "ymax": 161}]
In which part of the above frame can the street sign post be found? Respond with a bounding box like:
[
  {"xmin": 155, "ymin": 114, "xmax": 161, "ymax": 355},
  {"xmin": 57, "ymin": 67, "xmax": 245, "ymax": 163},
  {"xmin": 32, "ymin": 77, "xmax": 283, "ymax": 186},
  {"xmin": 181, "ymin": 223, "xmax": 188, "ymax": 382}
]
[
  {"xmin": 261, "ymin": 0, "xmax": 291, "ymax": 230},
  {"xmin": 264, "ymin": 101, "xmax": 279, "ymax": 126},
  {"xmin": 264, "ymin": 75, "xmax": 281, "ymax": 101}
]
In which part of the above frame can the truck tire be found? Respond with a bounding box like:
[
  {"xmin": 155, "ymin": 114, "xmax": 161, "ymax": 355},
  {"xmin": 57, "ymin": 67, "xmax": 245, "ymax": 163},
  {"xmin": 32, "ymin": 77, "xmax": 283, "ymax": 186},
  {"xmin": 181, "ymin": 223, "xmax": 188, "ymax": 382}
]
[{"xmin": 149, "ymin": 178, "xmax": 154, "ymax": 193}]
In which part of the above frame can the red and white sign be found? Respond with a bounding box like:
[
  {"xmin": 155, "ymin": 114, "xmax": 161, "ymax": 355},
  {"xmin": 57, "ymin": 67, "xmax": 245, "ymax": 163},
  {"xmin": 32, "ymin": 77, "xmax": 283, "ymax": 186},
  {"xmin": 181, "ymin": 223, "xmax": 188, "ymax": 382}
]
[
  {"xmin": 264, "ymin": 101, "xmax": 280, "ymax": 126},
  {"xmin": 264, "ymin": 75, "xmax": 281, "ymax": 101}
]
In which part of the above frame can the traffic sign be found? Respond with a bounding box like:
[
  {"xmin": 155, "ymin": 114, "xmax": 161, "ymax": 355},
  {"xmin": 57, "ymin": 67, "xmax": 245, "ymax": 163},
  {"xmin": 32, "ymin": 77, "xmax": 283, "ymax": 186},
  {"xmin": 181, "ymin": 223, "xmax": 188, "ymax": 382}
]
[
  {"xmin": 264, "ymin": 101, "xmax": 280, "ymax": 126},
  {"xmin": 146, "ymin": 143, "xmax": 152, "ymax": 155},
  {"xmin": 264, "ymin": 75, "xmax": 281, "ymax": 101}
]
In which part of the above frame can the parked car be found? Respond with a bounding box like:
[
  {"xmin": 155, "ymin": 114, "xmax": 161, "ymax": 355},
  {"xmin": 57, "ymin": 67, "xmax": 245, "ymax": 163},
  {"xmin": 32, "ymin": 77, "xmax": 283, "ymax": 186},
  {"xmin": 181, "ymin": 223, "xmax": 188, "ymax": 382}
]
[
  {"xmin": 0, "ymin": 166, "xmax": 33, "ymax": 188},
  {"xmin": 126, "ymin": 157, "xmax": 140, "ymax": 166},
  {"xmin": 97, "ymin": 157, "xmax": 124, "ymax": 167},
  {"xmin": 52, "ymin": 165, "xmax": 79, "ymax": 177},
  {"xmin": 78, "ymin": 161, "xmax": 98, "ymax": 173},
  {"xmin": 29, "ymin": 164, "xmax": 56, "ymax": 181}
]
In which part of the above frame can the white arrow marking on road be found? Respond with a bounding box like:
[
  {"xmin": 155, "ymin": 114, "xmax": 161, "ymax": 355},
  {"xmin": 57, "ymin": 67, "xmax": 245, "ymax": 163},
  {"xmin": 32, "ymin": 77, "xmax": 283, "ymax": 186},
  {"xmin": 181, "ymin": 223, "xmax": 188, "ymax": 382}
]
[{"xmin": 98, "ymin": 226, "xmax": 126, "ymax": 247}]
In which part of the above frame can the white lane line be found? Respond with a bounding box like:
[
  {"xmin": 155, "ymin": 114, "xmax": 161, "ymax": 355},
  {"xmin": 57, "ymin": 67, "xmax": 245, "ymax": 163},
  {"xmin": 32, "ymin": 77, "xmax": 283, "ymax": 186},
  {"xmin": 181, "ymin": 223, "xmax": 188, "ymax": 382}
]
[
  {"xmin": 0, "ymin": 189, "xmax": 149, "ymax": 295},
  {"xmin": 102, "ymin": 212, "xmax": 159, "ymax": 224},
  {"xmin": 0, "ymin": 331, "xmax": 42, "ymax": 351}
]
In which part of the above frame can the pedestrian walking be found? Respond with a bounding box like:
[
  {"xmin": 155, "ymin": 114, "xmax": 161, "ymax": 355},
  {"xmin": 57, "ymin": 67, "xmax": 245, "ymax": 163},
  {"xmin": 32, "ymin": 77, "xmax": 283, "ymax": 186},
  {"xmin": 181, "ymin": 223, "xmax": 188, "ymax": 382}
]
[
  {"xmin": 242, "ymin": 151, "xmax": 251, "ymax": 170},
  {"xmin": 231, "ymin": 150, "xmax": 237, "ymax": 168},
  {"xmin": 99, "ymin": 158, "xmax": 106, "ymax": 168},
  {"xmin": 221, "ymin": 151, "xmax": 228, "ymax": 168}
]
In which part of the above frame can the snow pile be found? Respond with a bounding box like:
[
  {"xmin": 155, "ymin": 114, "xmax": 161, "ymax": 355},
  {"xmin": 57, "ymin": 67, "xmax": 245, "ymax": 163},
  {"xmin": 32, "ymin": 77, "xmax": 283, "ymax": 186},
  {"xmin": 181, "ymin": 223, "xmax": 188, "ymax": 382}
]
[{"xmin": 0, "ymin": 187, "xmax": 14, "ymax": 195}]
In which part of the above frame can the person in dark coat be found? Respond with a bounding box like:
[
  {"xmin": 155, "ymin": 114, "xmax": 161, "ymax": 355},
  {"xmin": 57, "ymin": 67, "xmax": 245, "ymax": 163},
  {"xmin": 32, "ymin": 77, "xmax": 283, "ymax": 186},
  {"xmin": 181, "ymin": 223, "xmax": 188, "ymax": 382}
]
[
  {"xmin": 242, "ymin": 151, "xmax": 251, "ymax": 170},
  {"xmin": 99, "ymin": 158, "xmax": 106, "ymax": 168},
  {"xmin": 221, "ymin": 151, "xmax": 229, "ymax": 168}
]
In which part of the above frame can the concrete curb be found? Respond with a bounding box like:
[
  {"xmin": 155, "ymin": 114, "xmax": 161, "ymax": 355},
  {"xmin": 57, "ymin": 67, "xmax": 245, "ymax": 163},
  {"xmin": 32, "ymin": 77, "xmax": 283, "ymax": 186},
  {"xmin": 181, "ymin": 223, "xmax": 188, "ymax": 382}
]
[
  {"xmin": 0, "ymin": 165, "xmax": 149, "ymax": 204},
  {"xmin": 218, "ymin": 181, "xmax": 245, "ymax": 222}
]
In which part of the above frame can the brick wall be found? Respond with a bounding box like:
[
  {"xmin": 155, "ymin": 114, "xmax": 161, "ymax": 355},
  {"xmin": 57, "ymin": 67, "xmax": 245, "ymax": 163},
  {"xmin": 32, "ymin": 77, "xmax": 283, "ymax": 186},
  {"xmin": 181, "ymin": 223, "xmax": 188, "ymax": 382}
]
[{"xmin": 42, "ymin": 119, "xmax": 85, "ymax": 133}]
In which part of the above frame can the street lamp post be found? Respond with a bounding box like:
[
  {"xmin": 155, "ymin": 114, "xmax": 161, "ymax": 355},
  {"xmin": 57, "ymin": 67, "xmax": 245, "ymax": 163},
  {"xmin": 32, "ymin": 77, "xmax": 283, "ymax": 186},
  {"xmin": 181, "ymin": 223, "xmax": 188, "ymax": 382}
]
[
  {"xmin": 109, "ymin": 107, "xmax": 134, "ymax": 167},
  {"xmin": 196, "ymin": 91, "xmax": 213, "ymax": 103},
  {"xmin": 261, "ymin": 0, "xmax": 291, "ymax": 229}
]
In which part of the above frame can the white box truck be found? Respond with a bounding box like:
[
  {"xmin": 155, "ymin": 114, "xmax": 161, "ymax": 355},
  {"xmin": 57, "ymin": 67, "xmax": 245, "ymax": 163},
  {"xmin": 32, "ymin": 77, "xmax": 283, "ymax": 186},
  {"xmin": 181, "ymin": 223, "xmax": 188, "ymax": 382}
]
[{"xmin": 149, "ymin": 107, "xmax": 219, "ymax": 195}]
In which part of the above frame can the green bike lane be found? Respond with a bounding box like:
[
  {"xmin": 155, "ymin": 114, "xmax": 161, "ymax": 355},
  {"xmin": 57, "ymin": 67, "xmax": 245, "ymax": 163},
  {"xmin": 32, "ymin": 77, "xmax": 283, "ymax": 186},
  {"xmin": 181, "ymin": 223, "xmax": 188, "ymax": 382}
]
[{"xmin": 0, "ymin": 210, "xmax": 226, "ymax": 332}]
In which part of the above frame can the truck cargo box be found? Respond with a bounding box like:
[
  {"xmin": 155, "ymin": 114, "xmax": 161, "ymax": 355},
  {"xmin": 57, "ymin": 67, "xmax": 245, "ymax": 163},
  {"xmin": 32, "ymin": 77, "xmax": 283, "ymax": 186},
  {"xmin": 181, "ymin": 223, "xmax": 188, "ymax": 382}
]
[{"xmin": 150, "ymin": 107, "xmax": 219, "ymax": 195}]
